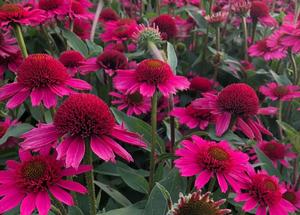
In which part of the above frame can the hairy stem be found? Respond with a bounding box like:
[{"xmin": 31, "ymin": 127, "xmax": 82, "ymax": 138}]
[
  {"xmin": 13, "ymin": 24, "xmax": 28, "ymax": 58},
  {"xmin": 242, "ymin": 17, "xmax": 249, "ymax": 61},
  {"xmin": 90, "ymin": 0, "xmax": 104, "ymax": 41}
]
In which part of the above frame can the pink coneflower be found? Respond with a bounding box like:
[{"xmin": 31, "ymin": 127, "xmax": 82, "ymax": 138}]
[
  {"xmin": 59, "ymin": 50, "xmax": 85, "ymax": 76},
  {"xmin": 152, "ymin": 14, "xmax": 177, "ymax": 40},
  {"xmin": 0, "ymin": 54, "xmax": 91, "ymax": 109},
  {"xmin": 72, "ymin": 18, "xmax": 92, "ymax": 40},
  {"xmin": 0, "ymin": 31, "xmax": 18, "ymax": 57},
  {"xmin": 0, "ymin": 3, "xmax": 45, "ymax": 27},
  {"xmin": 167, "ymin": 191, "xmax": 231, "ymax": 215},
  {"xmin": 250, "ymin": 1, "xmax": 277, "ymax": 27},
  {"xmin": 100, "ymin": 18, "xmax": 138, "ymax": 43},
  {"xmin": 248, "ymin": 39, "xmax": 287, "ymax": 61},
  {"xmin": 259, "ymin": 82, "xmax": 300, "ymax": 101},
  {"xmin": 235, "ymin": 171, "xmax": 295, "ymax": 215},
  {"xmin": 110, "ymin": 90, "xmax": 151, "ymax": 116},
  {"xmin": 21, "ymin": 93, "xmax": 146, "ymax": 169},
  {"xmin": 0, "ymin": 51, "xmax": 23, "ymax": 79},
  {"xmin": 205, "ymin": 11, "xmax": 228, "ymax": 25},
  {"xmin": 99, "ymin": 8, "xmax": 119, "ymax": 23},
  {"xmin": 258, "ymin": 140, "xmax": 297, "ymax": 168},
  {"xmin": 114, "ymin": 59, "xmax": 190, "ymax": 97},
  {"xmin": 104, "ymin": 43, "xmax": 126, "ymax": 52},
  {"xmin": 193, "ymin": 83, "xmax": 276, "ymax": 140},
  {"xmin": 69, "ymin": 0, "xmax": 93, "ymax": 21},
  {"xmin": 171, "ymin": 104, "xmax": 213, "ymax": 130},
  {"xmin": 280, "ymin": 26, "xmax": 300, "ymax": 54},
  {"xmin": 175, "ymin": 135, "xmax": 250, "ymax": 192},
  {"xmin": 80, "ymin": 50, "xmax": 128, "ymax": 76},
  {"xmin": 189, "ymin": 76, "xmax": 214, "ymax": 93},
  {"xmin": 174, "ymin": 16, "xmax": 195, "ymax": 40},
  {"xmin": 283, "ymin": 184, "xmax": 300, "ymax": 211},
  {"xmin": 0, "ymin": 150, "xmax": 90, "ymax": 215},
  {"xmin": 240, "ymin": 60, "xmax": 255, "ymax": 72}
]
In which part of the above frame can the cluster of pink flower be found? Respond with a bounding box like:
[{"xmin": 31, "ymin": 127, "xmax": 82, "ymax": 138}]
[{"xmin": 0, "ymin": 0, "xmax": 299, "ymax": 215}]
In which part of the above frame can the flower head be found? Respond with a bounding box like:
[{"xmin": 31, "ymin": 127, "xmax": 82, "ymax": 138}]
[
  {"xmin": 132, "ymin": 24, "xmax": 163, "ymax": 50},
  {"xmin": 0, "ymin": 3, "xmax": 45, "ymax": 27},
  {"xmin": 259, "ymin": 82, "xmax": 300, "ymax": 101},
  {"xmin": 189, "ymin": 76, "xmax": 214, "ymax": 93},
  {"xmin": 72, "ymin": 18, "xmax": 92, "ymax": 40},
  {"xmin": 99, "ymin": 8, "xmax": 119, "ymax": 23},
  {"xmin": 21, "ymin": 93, "xmax": 146, "ymax": 169},
  {"xmin": 114, "ymin": 59, "xmax": 190, "ymax": 97},
  {"xmin": 0, "ymin": 150, "xmax": 90, "ymax": 215},
  {"xmin": 0, "ymin": 54, "xmax": 91, "ymax": 109},
  {"xmin": 250, "ymin": 1, "xmax": 277, "ymax": 27},
  {"xmin": 235, "ymin": 171, "xmax": 295, "ymax": 215},
  {"xmin": 152, "ymin": 14, "xmax": 177, "ymax": 40},
  {"xmin": 110, "ymin": 90, "xmax": 151, "ymax": 116},
  {"xmin": 59, "ymin": 50, "xmax": 85, "ymax": 76},
  {"xmin": 0, "ymin": 50, "xmax": 23, "ymax": 79},
  {"xmin": 205, "ymin": 11, "xmax": 228, "ymax": 26},
  {"xmin": 175, "ymin": 135, "xmax": 250, "ymax": 193},
  {"xmin": 69, "ymin": 0, "xmax": 93, "ymax": 21},
  {"xmin": 231, "ymin": 0, "xmax": 251, "ymax": 16},
  {"xmin": 282, "ymin": 184, "xmax": 300, "ymax": 211},
  {"xmin": 167, "ymin": 191, "xmax": 231, "ymax": 215},
  {"xmin": 193, "ymin": 83, "xmax": 275, "ymax": 140},
  {"xmin": 0, "ymin": 31, "xmax": 19, "ymax": 57}
]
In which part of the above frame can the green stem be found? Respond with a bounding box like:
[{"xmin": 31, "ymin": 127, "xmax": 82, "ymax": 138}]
[
  {"xmin": 251, "ymin": 21, "xmax": 257, "ymax": 44},
  {"xmin": 213, "ymin": 27, "xmax": 221, "ymax": 81},
  {"xmin": 242, "ymin": 17, "xmax": 249, "ymax": 61},
  {"xmin": 288, "ymin": 52, "xmax": 299, "ymax": 84},
  {"xmin": 216, "ymin": 26, "xmax": 221, "ymax": 52},
  {"xmin": 169, "ymin": 95, "xmax": 175, "ymax": 155},
  {"xmin": 149, "ymin": 92, "xmax": 158, "ymax": 192},
  {"xmin": 52, "ymin": 198, "xmax": 67, "ymax": 215},
  {"xmin": 208, "ymin": 178, "xmax": 215, "ymax": 192},
  {"xmin": 147, "ymin": 41, "xmax": 164, "ymax": 61},
  {"xmin": 13, "ymin": 24, "xmax": 28, "ymax": 58},
  {"xmin": 84, "ymin": 140, "xmax": 97, "ymax": 215},
  {"xmin": 51, "ymin": 205, "xmax": 63, "ymax": 215},
  {"xmin": 278, "ymin": 101, "xmax": 283, "ymax": 139}
]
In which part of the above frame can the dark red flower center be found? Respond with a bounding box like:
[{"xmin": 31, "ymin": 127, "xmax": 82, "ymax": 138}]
[
  {"xmin": 39, "ymin": 0, "xmax": 63, "ymax": 10},
  {"xmin": 250, "ymin": 1, "xmax": 269, "ymax": 19},
  {"xmin": 190, "ymin": 77, "xmax": 212, "ymax": 92},
  {"xmin": 283, "ymin": 191, "xmax": 297, "ymax": 204},
  {"xmin": 273, "ymin": 86, "xmax": 290, "ymax": 98},
  {"xmin": 54, "ymin": 93, "xmax": 115, "ymax": 138},
  {"xmin": 71, "ymin": 1, "xmax": 84, "ymax": 14},
  {"xmin": 217, "ymin": 83, "xmax": 259, "ymax": 117},
  {"xmin": 17, "ymin": 54, "xmax": 69, "ymax": 89},
  {"xmin": 99, "ymin": 8, "xmax": 119, "ymax": 22},
  {"xmin": 18, "ymin": 156, "xmax": 61, "ymax": 192},
  {"xmin": 126, "ymin": 92, "xmax": 143, "ymax": 105},
  {"xmin": 260, "ymin": 141, "xmax": 285, "ymax": 160},
  {"xmin": 0, "ymin": 4, "xmax": 25, "ymax": 19},
  {"xmin": 152, "ymin": 14, "xmax": 177, "ymax": 40},
  {"xmin": 97, "ymin": 50, "xmax": 127, "ymax": 70},
  {"xmin": 208, "ymin": 146, "xmax": 229, "ymax": 161},
  {"xmin": 59, "ymin": 50, "xmax": 84, "ymax": 68},
  {"xmin": 177, "ymin": 199, "xmax": 221, "ymax": 215},
  {"xmin": 135, "ymin": 59, "xmax": 173, "ymax": 85}
]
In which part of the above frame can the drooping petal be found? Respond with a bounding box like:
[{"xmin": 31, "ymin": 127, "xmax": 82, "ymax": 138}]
[
  {"xmin": 20, "ymin": 193, "xmax": 36, "ymax": 215},
  {"xmin": 50, "ymin": 186, "xmax": 74, "ymax": 206},
  {"xmin": 91, "ymin": 135, "xmax": 115, "ymax": 162},
  {"xmin": 57, "ymin": 180, "xmax": 87, "ymax": 194},
  {"xmin": 35, "ymin": 191, "xmax": 51, "ymax": 215},
  {"xmin": 66, "ymin": 137, "xmax": 85, "ymax": 169},
  {"xmin": 215, "ymin": 112, "xmax": 231, "ymax": 136}
]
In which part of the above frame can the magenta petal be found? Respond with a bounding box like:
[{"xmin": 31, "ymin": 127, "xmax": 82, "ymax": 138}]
[
  {"xmin": 236, "ymin": 118, "xmax": 254, "ymax": 139},
  {"xmin": 56, "ymin": 136, "xmax": 74, "ymax": 160},
  {"xmin": 217, "ymin": 173, "xmax": 228, "ymax": 193},
  {"xmin": 57, "ymin": 180, "xmax": 87, "ymax": 194},
  {"xmin": 0, "ymin": 82, "xmax": 23, "ymax": 101},
  {"xmin": 30, "ymin": 88, "xmax": 44, "ymax": 106},
  {"xmin": 35, "ymin": 191, "xmax": 51, "ymax": 215},
  {"xmin": 91, "ymin": 135, "xmax": 116, "ymax": 162},
  {"xmin": 61, "ymin": 165, "xmax": 92, "ymax": 176},
  {"xmin": 42, "ymin": 88, "xmax": 57, "ymax": 109},
  {"xmin": 66, "ymin": 137, "xmax": 85, "ymax": 169},
  {"xmin": 50, "ymin": 186, "xmax": 74, "ymax": 206},
  {"xmin": 215, "ymin": 112, "xmax": 231, "ymax": 136},
  {"xmin": 195, "ymin": 171, "xmax": 212, "ymax": 189},
  {"xmin": 103, "ymin": 136, "xmax": 133, "ymax": 162},
  {"xmin": 65, "ymin": 78, "xmax": 91, "ymax": 90},
  {"xmin": 242, "ymin": 198, "xmax": 257, "ymax": 212},
  {"xmin": 20, "ymin": 193, "xmax": 36, "ymax": 215},
  {"xmin": 0, "ymin": 193, "xmax": 24, "ymax": 214},
  {"xmin": 256, "ymin": 207, "xmax": 267, "ymax": 215},
  {"xmin": 6, "ymin": 88, "xmax": 30, "ymax": 109}
]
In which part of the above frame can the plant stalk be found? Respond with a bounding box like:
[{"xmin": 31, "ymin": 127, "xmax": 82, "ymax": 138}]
[
  {"xmin": 241, "ymin": 17, "xmax": 249, "ymax": 61},
  {"xmin": 13, "ymin": 24, "xmax": 28, "ymax": 58}
]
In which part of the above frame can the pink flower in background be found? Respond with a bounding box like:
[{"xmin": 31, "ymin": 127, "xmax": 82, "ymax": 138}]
[
  {"xmin": 258, "ymin": 140, "xmax": 297, "ymax": 168},
  {"xmin": 250, "ymin": 1, "xmax": 277, "ymax": 27},
  {"xmin": 260, "ymin": 82, "xmax": 300, "ymax": 101},
  {"xmin": 171, "ymin": 103, "xmax": 213, "ymax": 130},
  {"xmin": 80, "ymin": 49, "xmax": 128, "ymax": 76},
  {"xmin": 100, "ymin": 18, "xmax": 138, "ymax": 43},
  {"xmin": 152, "ymin": 14, "xmax": 177, "ymax": 40},
  {"xmin": 0, "ymin": 54, "xmax": 91, "ymax": 109},
  {"xmin": 0, "ymin": 3, "xmax": 45, "ymax": 27},
  {"xmin": 235, "ymin": 171, "xmax": 295, "ymax": 215},
  {"xmin": 189, "ymin": 76, "xmax": 215, "ymax": 93},
  {"xmin": 99, "ymin": 8, "xmax": 119, "ymax": 23},
  {"xmin": 21, "ymin": 93, "xmax": 146, "ymax": 169},
  {"xmin": 175, "ymin": 135, "xmax": 250, "ymax": 192},
  {"xmin": 69, "ymin": 0, "xmax": 93, "ymax": 21},
  {"xmin": 281, "ymin": 28, "xmax": 300, "ymax": 54},
  {"xmin": 193, "ymin": 83, "xmax": 275, "ymax": 140},
  {"xmin": 162, "ymin": 0, "xmax": 200, "ymax": 7},
  {"xmin": 71, "ymin": 18, "xmax": 92, "ymax": 40},
  {"xmin": 59, "ymin": 50, "xmax": 86, "ymax": 76},
  {"xmin": 0, "ymin": 51, "xmax": 23, "ymax": 79},
  {"xmin": 0, "ymin": 31, "xmax": 19, "ymax": 57},
  {"xmin": 282, "ymin": 184, "xmax": 300, "ymax": 211},
  {"xmin": 174, "ymin": 16, "xmax": 195, "ymax": 40},
  {"xmin": 114, "ymin": 59, "xmax": 190, "ymax": 97},
  {"xmin": 0, "ymin": 150, "xmax": 90, "ymax": 215},
  {"xmin": 110, "ymin": 91, "xmax": 151, "ymax": 116}
]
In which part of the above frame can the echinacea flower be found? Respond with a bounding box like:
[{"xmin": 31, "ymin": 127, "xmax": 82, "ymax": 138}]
[
  {"xmin": 235, "ymin": 171, "xmax": 295, "ymax": 215},
  {"xmin": 132, "ymin": 24, "xmax": 163, "ymax": 50},
  {"xmin": 0, "ymin": 54, "xmax": 91, "ymax": 109},
  {"xmin": 189, "ymin": 76, "xmax": 214, "ymax": 93},
  {"xmin": 114, "ymin": 59, "xmax": 190, "ymax": 97},
  {"xmin": 21, "ymin": 93, "xmax": 146, "ymax": 169},
  {"xmin": 69, "ymin": 0, "xmax": 93, "ymax": 21},
  {"xmin": 250, "ymin": 1, "xmax": 277, "ymax": 27},
  {"xmin": 71, "ymin": 18, "xmax": 92, "ymax": 40},
  {"xmin": 99, "ymin": 8, "xmax": 119, "ymax": 23},
  {"xmin": 259, "ymin": 82, "xmax": 300, "ymax": 101},
  {"xmin": 0, "ymin": 150, "xmax": 90, "ymax": 215},
  {"xmin": 0, "ymin": 31, "xmax": 19, "ymax": 57},
  {"xmin": 231, "ymin": 0, "xmax": 251, "ymax": 16},
  {"xmin": 59, "ymin": 50, "xmax": 86, "ymax": 76},
  {"xmin": 258, "ymin": 140, "xmax": 297, "ymax": 168},
  {"xmin": 80, "ymin": 49, "xmax": 128, "ymax": 76},
  {"xmin": 193, "ymin": 83, "xmax": 276, "ymax": 140},
  {"xmin": 171, "ymin": 104, "xmax": 213, "ymax": 130},
  {"xmin": 282, "ymin": 184, "xmax": 300, "ymax": 211},
  {"xmin": 0, "ymin": 3, "xmax": 45, "ymax": 27},
  {"xmin": 110, "ymin": 91, "xmax": 151, "ymax": 116},
  {"xmin": 175, "ymin": 135, "xmax": 250, "ymax": 193},
  {"xmin": 205, "ymin": 11, "xmax": 228, "ymax": 25},
  {"xmin": 167, "ymin": 191, "xmax": 231, "ymax": 215},
  {"xmin": 152, "ymin": 14, "xmax": 177, "ymax": 40},
  {"xmin": 0, "ymin": 50, "xmax": 23, "ymax": 79}
]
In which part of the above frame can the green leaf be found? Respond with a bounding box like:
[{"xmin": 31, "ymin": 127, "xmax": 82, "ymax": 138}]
[
  {"xmin": 167, "ymin": 42, "xmax": 177, "ymax": 72},
  {"xmin": 99, "ymin": 202, "xmax": 144, "ymax": 215},
  {"xmin": 277, "ymin": 121, "xmax": 300, "ymax": 153},
  {"xmin": 269, "ymin": 70, "xmax": 291, "ymax": 85},
  {"xmin": 62, "ymin": 29, "xmax": 88, "ymax": 57},
  {"xmin": 254, "ymin": 146, "xmax": 282, "ymax": 179},
  {"xmin": 207, "ymin": 125, "xmax": 244, "ymax": 144},
  {"xmin": 155, "ymin": 183, "xmax": 172, "ymax": 206},
  {"xmin": 68, "ymin": 206, "xmax": 85, "ymax": 215},
  {"xmin": 143, "ymin": 169, "xmax": 187, "ymax": 215},
  {"xmin": 94, "ymin": 181, "xmax": 132, "ymax": 207},
  {"xmin": 117, "ymin": 167, "xmax": 149, "ymax": 194},
  {"xmin": 86, "ymin": 41, "xmax": 103, "ymax": 57},
  {"xmin": 0, "ymin": 124, "xmax": 33, "ymax": 145},
  {"xmin": 111, "ymin": 108, "xmax": 165, "ymax": 154}
]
